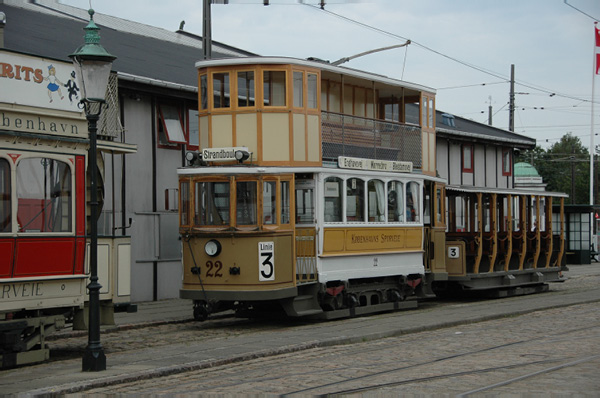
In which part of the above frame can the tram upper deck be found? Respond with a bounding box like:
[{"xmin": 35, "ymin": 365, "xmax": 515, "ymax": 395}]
[{"xmin": 193, "ymin": 56, "xmax": 436, "ymax": 175}]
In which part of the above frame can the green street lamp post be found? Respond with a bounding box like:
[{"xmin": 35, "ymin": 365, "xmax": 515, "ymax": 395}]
[{"xmin": 69, "ymin": 8, "xmax": 116, "ymax": 372}]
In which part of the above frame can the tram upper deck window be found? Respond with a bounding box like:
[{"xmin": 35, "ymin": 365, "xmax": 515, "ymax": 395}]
[
  {"xmin": 324, "ymin": 177, "xmax": 343, "ymax": 222},
  {"xmin": 368, "ymin": 179, "xmax": 385, "ymax": 222},
  {"xmin": 293, "ymin": 71, "xmax": 303, "ymax": 108},
  {"xmin": 307, "ymin": 73, "xmax": 318, "ymax": 109},
  {"xmin": 200, "ymin": 74, "xmax": 208, "ymax": 110},
  {"xmin": 387, "ymin": 181, "xmax": 404, "ymax": 222},
  {"xmin": 237, "ymin": 71, "xmax": 255, "ymax": 107},
  {"xmin": 0, "ymin": 158, "xmax": 10, "ymax": 232},
  {"xmin": 16, "ymin": 158, "xmax": 72, "ymax": 233},
  {"xmin": 237, "ymin": 181, "xmax": 258, "ymax": 225},
  {"xmin": 406, "ymin": 181, "xmax": 420, "ymax": 222},
  {"xmin": 263, "ymin": 71, "xmax": 286, "ymax": 107},
  {"xmin": 213, "ymin": 72, "xmax": 231, "ymax": 108},
  {"xmin": 346, "ymin": 178, "xmax": 365, "ymax": 222},
  {"xmin": 195, "ymin": 181, "xmax": 230, "ymax": 226}
]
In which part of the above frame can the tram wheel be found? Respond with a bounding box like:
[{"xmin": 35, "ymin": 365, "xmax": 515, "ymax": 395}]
[{"xmin": 193, "ymin": 305, "xmax": 209, "ymax": 322}]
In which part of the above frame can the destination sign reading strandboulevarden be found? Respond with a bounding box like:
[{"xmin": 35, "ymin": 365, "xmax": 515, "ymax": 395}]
[{"xmin": 338, "ymin": 156, "xmax": 412, "ymax": 173}]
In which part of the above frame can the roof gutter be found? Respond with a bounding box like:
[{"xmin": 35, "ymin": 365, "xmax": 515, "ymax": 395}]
[
  {"xmin": 117, "ymin": 71, "xmax": 198, "ymax": 93},
  {"xmin": 436, "ymin": 126, "xmax": 535, "ymax": 147}
]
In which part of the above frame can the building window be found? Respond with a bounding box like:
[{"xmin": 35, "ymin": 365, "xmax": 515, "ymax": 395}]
[
  {"xmin": 157, "ymin": 103, "xmax": 186, "ymax": 147},
  {"xmin": 187, "ymin": 108, "xmax": 199, "ymax": 149},
  {"xmin": 237, "ymin": 71, "xmax": 255, "ymax": 107},
  {"xmin": 502, "ymin": 149, "xmax": 512, "ymax": 176},
  {"xmin": 263, "ymin": 71, "xmax": 286, "ymax": 107},
  {"xmin": 17, "ymin": 158, "xmax": 72, "ymax": 233},
  {"xmin": 441, "ymin": 113, "xmax": 455, "ymax": 127},
  {"xmin": 213, "ymin": 72, "xmax": 230, "ymax": 109},
  {"xmin": 0, "ymin": 158, "xmax": 11, "ymax": 232},
  {"xmin": 462, "ymin": 144, "xmax": 474, "ymax": 173}
]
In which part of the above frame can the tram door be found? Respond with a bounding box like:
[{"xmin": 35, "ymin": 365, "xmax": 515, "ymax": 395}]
[
  {"xmin": 424, "ymin": 182, "xmax": 447, "ymax": 275},
  {"xmin": 294, "ymin": 177, "xmax": 317, "ymax": 284}
]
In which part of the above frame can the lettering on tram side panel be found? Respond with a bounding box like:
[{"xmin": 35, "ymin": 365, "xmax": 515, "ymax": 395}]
[
  {"xmin": 258, "ymin": 242, "xmax": 275, "ymax": 281},
  {"xmin": 1, "ymin": 282, "xmax": 44, "ymax": 300}
]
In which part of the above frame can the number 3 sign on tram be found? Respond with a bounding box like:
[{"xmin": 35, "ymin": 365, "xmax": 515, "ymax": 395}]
[{"xmin": 258, "ymin": 242, "xmax": 275, "ymax": 281}]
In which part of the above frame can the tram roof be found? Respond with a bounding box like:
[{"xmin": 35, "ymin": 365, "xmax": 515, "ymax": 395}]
[
  {"xmin": 178, "ymin": 165, "xmax": 446, "ymax": 183},
  {"xmin": 195, "ymin": 56, "xmax": 436, "ymax": 96},
  {"xmin": 446, "ymin": 185, "xmax": 568, "ymax": 198}
]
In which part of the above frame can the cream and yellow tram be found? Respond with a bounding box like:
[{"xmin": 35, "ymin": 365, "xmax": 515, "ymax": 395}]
[
  {"xmin": 178, "ymin": 56, "xmax": 567, "ymax": 320},
  {"xmin": 179, "ymin": 56, "xmax": 443, "ymax": 319}
]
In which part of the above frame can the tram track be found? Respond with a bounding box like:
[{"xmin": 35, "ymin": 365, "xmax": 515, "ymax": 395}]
[{"xmin": 280, "ymin": 324, "xmax": 600, "ymax": 396}]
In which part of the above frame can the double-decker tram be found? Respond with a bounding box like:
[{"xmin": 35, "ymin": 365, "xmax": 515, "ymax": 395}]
[{"xmin": 179, "ymin": 56, "xmax": 568, "ymax": 320}]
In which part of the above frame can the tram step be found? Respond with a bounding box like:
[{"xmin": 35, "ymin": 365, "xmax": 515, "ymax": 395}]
[{"xmin": 282, "ymin": 294, "xmax": 323, "ymax": 317}]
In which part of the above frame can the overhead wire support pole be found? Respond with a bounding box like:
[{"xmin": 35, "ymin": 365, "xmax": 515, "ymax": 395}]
[
  {"xmin": 509, "ymin": 64, "xmax": 515, "ymax": 132},
  {"xmin": 202, "ymin": 0, "xmax": 212, "ymax": 60},
  {"xmin": 331, "ymin": 41, "xmax": 411, "ymax": 66}
]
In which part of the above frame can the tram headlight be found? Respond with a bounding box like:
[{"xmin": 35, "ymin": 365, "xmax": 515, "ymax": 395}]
[{"xmin": 204, "ymin": 239, "xmax": 222, "ymax": 257}]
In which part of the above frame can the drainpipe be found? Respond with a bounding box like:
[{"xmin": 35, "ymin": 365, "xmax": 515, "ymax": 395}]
[{"xmin": 0, "ymin": 12, "xmax": 6, "ymax": 48}]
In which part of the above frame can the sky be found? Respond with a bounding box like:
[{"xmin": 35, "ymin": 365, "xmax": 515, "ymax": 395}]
[{"xmin": 61, "ymin": 0, "xmax": 600, "ymax": 150}]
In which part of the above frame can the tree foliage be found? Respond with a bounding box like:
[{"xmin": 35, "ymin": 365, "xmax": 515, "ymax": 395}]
[{"xmin": 516, "ymin": 133, "xmax": 592, "ymax": 205}]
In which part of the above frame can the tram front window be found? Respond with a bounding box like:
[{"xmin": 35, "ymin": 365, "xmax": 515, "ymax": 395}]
[
  {"xmin": 1, "ymin": 158, "xmax": 10, "ymax": 232},
  {"xmin": 195, "ymin": 181, "xmax": 230, "ymax": 226},
  {"xmin": 16, "ymin": 158, "xmax": 72, "ymax": 233},
  {"xmin": 237, "ymin": 181, "xmax": 258, "ymax": 225},
  {"xmin": 263, "ymin": 181, "xmax": 276, "ymax": 224},
  {"xmin": 281, "ymin": 180, "xmax": 291, "ymax": 224}
]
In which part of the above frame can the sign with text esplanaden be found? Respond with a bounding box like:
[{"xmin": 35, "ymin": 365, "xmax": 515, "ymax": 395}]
[{"xmin": 338, "ymin": 156, "xmax": 413, "ymax": 173}]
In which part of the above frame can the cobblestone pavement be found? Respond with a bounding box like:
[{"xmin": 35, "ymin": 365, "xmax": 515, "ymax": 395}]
[
  {"xmin": 80, "ymin": 277, "xmax": 600, "ymax": 396},
  {"xmin": 2, "ymin": 265, "xmax": 598, "ymax": 396}
]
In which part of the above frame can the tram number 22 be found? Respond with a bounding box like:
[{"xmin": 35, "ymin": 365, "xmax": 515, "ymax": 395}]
[
  {"xmin": 205, "ymin": 261, "xmax": 223, "ymax": 278},
  {"xmin": 258, "ymin": 241, "xmax": 275, "ymax": 281}
]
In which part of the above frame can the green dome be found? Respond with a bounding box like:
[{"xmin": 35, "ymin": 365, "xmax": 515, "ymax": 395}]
[{"xmin": 514, "ymin": 162, "xmax": 540, "ymax": 177}]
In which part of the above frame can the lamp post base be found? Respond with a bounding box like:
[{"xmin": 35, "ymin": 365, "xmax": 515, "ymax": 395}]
[{"xmin": 82, "ymin": 347, "xmax": 106, "ymax": 372}]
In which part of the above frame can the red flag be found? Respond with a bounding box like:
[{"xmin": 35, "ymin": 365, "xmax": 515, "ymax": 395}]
[
  {"xmin": 596, "ymin": 26, "xmax": 600, "ymax": 47},
  {"xmin": 597, "ymin": 53, "xmax": 600, "ymax": 74}
]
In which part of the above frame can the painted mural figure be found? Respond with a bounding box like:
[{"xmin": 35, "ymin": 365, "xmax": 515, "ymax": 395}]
[
  {"xmin": 44, "ymin": 65, "xmax": 64, "ymax": 103},
  {"xmin": 64, "ymin": 71, "xmax": 80, "ymax": 104}
]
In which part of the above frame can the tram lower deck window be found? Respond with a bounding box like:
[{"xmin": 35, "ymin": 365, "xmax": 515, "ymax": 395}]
[
  {"xmin": 0, "ymin": 158, "xmax": 10, "ymax": 232},
  {"xmin": 237, "ymin": 181, "xmax": 258, "ymax": 225},
  {"xmin": 16, "ymin": 158, "xmax": 72, "ymax": 233}
]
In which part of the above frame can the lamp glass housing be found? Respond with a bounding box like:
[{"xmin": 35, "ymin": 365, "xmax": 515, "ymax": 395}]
[{"xmin": 72, "ymin": 57, "xmax": 112, "ymax": 101}]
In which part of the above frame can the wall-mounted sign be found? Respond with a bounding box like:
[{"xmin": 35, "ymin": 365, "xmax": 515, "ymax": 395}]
[
  {"xmin": 1, "ymin": 50, "xmax": 84, "ymax": 113},
  {"xmin": 338, "ymin": 156, "xmax": 413, "ymax": 173},
  {"xmin": 202, "ymin": 147, "xmax": 249, "ymax": 162}
]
